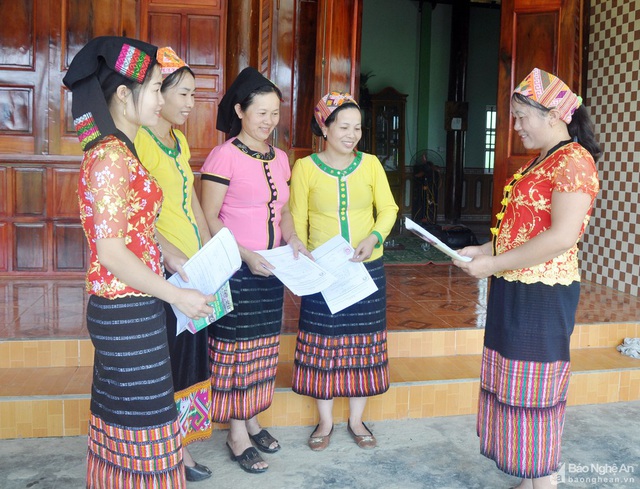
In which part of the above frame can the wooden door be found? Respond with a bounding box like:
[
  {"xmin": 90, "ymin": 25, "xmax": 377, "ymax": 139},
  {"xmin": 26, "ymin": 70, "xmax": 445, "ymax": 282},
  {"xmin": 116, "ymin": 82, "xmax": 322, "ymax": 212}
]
[
  {"xmin": 141, "ymin": 0, "xmax": 227, "ymax": 162},
  {"xmin": 270, "ymin": 0, "xmax": 362, "ymax": 163},
  {"xmin": 492, "ymin": 0, "xmax": 587, "ymax": 215}
]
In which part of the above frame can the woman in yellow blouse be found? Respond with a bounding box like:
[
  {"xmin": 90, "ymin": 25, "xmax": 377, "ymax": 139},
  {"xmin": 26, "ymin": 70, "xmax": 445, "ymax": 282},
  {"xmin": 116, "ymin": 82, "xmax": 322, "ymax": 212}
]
[
  {"xmin": 289, "ymin": 91, "xmax": 398, "ymax": 451},
  {"xmin": 135, "ymin": 47, "xmax": 213, "ymax": 482}
]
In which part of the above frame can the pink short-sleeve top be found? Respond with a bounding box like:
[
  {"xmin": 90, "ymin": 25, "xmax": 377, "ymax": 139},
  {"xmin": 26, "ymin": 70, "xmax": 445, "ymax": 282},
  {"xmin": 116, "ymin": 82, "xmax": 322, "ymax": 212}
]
[{"xmin": 201, "ymin": 138, "xmax": 291, "ymax": 250}]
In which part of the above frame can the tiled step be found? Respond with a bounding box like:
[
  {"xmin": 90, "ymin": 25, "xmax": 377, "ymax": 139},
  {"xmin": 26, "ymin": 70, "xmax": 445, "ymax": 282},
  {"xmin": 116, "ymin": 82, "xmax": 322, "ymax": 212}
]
[
  {"xmin": 1, "ymin": 322, "xmax": 638, "ymax": 369},
  {"xmin": 1, "ymin": 347, "xmax": 639, "ymax": 440}
]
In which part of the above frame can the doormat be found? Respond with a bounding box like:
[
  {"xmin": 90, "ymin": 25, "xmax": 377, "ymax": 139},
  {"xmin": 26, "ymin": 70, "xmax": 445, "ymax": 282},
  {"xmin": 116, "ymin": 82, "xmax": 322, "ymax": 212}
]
[{"xmin": 383, "ymin": 234, "xmax": 452, "ymax": 265}]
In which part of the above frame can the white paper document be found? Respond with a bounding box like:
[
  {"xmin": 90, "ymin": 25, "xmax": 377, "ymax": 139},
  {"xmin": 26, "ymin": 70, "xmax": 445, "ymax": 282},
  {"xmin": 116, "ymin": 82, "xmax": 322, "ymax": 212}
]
[
  {"xmin": 311, "ymin": 235, "xmax": 378, "ymax": 314},
  {"xmin": 404, "ymin": 217, "xmax": 472, "ymax": 262},
  {"xmin": 167, "ymin": 227, "xmax": 242, "ymax": 335},
  {"xmin": 255, "ymin": 246, "xmax": 336, "ymax": 296}
]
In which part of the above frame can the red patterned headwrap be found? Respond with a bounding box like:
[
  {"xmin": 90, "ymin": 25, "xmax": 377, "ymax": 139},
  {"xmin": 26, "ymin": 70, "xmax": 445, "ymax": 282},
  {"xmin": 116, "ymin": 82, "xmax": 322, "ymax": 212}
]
[
  {"xmin": 513, "ymin": 68, "xmax": 582, "ymax": 124},
  {"xmin": 314, "ymin": 91, "xmax": 359, "ymax": 129}
]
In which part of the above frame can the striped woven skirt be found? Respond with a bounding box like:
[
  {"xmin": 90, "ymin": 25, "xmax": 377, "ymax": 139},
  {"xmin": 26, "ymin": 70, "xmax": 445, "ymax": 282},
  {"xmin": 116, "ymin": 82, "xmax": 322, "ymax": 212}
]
[
  {"xmin": 164, "ymin": 297, "xmax": 212, "ymax": 446},
  {"xmin": 292, "ymin": 258, "xmax": 389, "ymax": 400},
  {"xmin": 86, "ymin": 295, "xmax": 184, "ymax": 488},
  {"xmin": 478, "ymin": 277, "xmax": 580, "ymax": 478},
  {"xmin": 208, "ymin": 263, "xmax": 284, "ymax": 422}
]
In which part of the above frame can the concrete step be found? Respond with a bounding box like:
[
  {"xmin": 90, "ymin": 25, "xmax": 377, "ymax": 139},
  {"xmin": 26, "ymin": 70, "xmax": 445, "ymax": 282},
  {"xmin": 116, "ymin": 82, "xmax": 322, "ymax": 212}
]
[
  {"xmin": 1, "ymin": 347, "xmax": 639, "ymax": 440},
  {"xmin": 1, "ymin": 321, "xmax": 638, "ymax": 369}
]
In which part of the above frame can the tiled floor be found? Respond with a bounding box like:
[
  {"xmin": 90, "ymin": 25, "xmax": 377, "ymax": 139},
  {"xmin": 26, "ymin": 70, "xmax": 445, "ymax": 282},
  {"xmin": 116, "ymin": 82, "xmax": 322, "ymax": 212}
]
[{"xmin": 1, "ymin": 263, "xmax": 640, "ymax": 340}]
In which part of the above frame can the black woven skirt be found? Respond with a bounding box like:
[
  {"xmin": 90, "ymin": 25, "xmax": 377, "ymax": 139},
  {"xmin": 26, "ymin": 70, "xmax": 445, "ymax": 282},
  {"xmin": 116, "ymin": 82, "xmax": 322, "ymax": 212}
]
[
  {"xmin": 292, "ymin": 258, "xmax": 389, "ymax": 399},
  {"xmin": 208, "ymin": 262, "xmax": 284, "ymax": 421},
  {"xmin": 484, "ymin": 276, "xmax": 581, "ymax": 362},
  {"xmin": 86, "ymin": 295, "xmax": 183, "ymax": 487}
]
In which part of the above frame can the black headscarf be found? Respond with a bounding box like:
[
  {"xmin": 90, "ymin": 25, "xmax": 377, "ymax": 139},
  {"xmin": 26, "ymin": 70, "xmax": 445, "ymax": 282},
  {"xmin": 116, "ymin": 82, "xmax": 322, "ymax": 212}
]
[
  {"xmin": 62, "ymin": 36, "xmax": 158, "ymax": 152},
  {"xmin": 217, "ymin": 67, "xmax": 280, "ymax": 138}
]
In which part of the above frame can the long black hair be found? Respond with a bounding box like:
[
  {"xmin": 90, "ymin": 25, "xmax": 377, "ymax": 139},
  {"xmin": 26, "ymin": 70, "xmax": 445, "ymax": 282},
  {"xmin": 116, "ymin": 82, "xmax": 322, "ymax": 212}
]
[{"xmin": 512, "ymin": 92, "xmax": 602, "ymax": 162}]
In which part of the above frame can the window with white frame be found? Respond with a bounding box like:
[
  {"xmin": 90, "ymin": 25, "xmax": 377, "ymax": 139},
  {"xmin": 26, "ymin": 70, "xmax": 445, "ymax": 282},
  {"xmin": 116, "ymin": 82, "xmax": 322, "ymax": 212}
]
[{"xmin": 484, "ymin": 105, "xmax": 496, "ymax": 171}]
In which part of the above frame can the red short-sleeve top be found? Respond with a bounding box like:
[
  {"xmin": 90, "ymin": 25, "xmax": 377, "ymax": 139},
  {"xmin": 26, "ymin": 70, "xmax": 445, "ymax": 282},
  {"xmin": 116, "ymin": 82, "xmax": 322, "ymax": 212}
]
[
  {"xmin": 491, "ymin": 142, "xmax": 599, "ymax": 285},
  {"xmin": 78, "ymin": 136, "xmax": 164, "ymax": 298}
]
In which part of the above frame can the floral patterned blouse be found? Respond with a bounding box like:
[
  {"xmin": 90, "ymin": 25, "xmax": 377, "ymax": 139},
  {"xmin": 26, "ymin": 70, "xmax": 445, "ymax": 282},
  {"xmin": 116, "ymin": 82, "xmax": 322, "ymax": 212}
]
[
  {"xmin": 491, "ymin": 142, "xmax": 599, "ymax": 286},
  {"xmin": 78, "ymin": 136, "xmax": 164, "ymax": 298}
]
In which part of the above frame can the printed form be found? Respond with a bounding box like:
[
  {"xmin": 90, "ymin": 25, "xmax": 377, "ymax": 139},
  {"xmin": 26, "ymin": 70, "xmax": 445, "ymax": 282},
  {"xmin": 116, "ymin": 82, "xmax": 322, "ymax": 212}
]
[{"xmin": 168, "ymin": 227, "xmax": 241, "ymax": 335}]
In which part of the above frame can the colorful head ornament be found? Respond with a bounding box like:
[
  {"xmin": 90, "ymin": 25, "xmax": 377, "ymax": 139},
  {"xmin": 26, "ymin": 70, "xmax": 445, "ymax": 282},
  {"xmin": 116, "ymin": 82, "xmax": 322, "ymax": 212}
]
[
  {"xmin": 157, "ymin": 46, "xmax": 188, "ymax": 80},
  {"xmin": 217, "ymin": 67, "xmax": 280, "ymax": 137},
  {"xmin": 314, "ymin": 91, "xmax": 359, "ymax": 129},
  {"xmin": 63, "ymin": 36, "xmax": 158, "ymax": 151},
  {"xmin": 513, "ymin": 68, "xmax": 582, "ymax": 124}
]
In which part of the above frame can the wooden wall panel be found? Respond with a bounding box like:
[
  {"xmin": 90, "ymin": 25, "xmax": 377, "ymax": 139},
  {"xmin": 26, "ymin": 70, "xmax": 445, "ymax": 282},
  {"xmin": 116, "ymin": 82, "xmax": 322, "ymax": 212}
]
[
  {"xmin": 49, "ymin": 0, "xmax": 139, "ymax": 155},
  {"xmin": 0, "ymin": 223, "xmax": 7, "ymax": 272},
  {"xmin": 14, "ymin": 169, "xmax": 45, "ymax": 216},
  {"xmin": 143, "ymin": 0, "xmax": 226, "ymax": 162},
  {"xmin": 271, "ymin": 0, "xmax": 318, "ymax": 159},
  {"xmin": 14, "ymin": 223, "xmax": 46, "ymax": 271},
  {"xmin": 51, "ymin": 168, "xmax": 80, "ymax": 217},
  {"xmin": 187, "ymin": 16, "xmax": 221, "ymax": 68},
  {"xmin": 54, "ymin": 223, "xmax": 86, "ymax": 271},
  {"xmin": 148, "ymin": 13, "xmax": 182, "ymax": 48},
  {"xmin": 0, "ymin": 1, "xmax": 34, "ymax": 68},
  {"xmin": 0, "ymin": 160, "xmax": 85, "ymax": 276},
  {"xmin": 1, "ymin": 0, "xmax": 228, "ymax": 276},
  {"xmin": 316, "ymin": 0, "xmax": 362, "ymax": 98},
  {"xmin": 0, "ymin": 0, "xmax": 43, "ymax": 154},
  {"xmin": 510, "ymin": 11, "xmax": 558, "ymax": 157},
  {"xmin": 272, "ymin": 0, "xmax": 320, "ymax": 163},
  {"xmin": 0, "ymin": 167, "xmax": 6, "ymax": 217}
]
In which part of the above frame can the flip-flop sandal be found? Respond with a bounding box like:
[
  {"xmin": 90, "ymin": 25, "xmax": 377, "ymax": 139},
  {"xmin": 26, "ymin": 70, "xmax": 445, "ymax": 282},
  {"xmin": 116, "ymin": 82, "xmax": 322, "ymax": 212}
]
[
  {"xmin": 226, "ymin": 443, "xmax": 267, "ymax": 474},
  {"xmin": 249, "ymin": 429, "xmax": 281, "ymax": 453}
]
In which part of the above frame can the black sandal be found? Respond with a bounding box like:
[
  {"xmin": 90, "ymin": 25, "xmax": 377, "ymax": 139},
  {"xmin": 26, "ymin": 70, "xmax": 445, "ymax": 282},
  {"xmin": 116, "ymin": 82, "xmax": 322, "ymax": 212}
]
[
  {"xmin": 226, "ymin": 442, "xmax": 267, "ymax": 474},
  {"xmin": 249, "ymin": 429, "xmax": 281, "ymax": 453}
]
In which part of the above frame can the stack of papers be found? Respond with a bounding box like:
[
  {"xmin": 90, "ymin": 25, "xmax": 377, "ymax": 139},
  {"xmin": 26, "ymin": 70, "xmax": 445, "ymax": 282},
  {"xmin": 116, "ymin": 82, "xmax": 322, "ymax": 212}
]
[
  {"xmin": 168, "ymin": 227, "xmax": 241, "ymax": 335},
  {"xmin": 257, "ymin": 235, "xmax": 378, "ymax": 314}
]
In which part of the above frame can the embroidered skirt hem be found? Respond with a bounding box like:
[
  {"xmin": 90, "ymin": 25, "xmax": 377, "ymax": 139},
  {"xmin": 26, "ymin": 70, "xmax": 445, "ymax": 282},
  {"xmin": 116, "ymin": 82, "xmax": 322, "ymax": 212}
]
[
  {"xmin": 86, "ymin": 414, "xmax": 184, "ymax": 489},
  {"xmin": 292, "ymin": 330, "xmax": 389, "ymax": 399},
  {"xmin": 477, "ymin": 347, "xmax": 571, "ymax": 478},
  {"xmin": 174, "ymin": 379, "xmax": 213, "ymax": 446}
]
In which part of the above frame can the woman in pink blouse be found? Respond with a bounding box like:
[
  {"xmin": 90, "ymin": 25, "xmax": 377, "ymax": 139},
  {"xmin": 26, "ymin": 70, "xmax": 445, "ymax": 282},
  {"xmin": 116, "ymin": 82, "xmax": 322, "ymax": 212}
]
[{"xmin": 200, "ymin": 67, "xmax": 309, "ymax": 474}]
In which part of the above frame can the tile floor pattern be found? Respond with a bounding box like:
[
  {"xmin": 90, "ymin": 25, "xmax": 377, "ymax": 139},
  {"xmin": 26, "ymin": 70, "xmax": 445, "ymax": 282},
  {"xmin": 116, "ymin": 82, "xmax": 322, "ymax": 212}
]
[{"xmin": 2, "ymin": 263, "xmax": 640, "ymax": 340}]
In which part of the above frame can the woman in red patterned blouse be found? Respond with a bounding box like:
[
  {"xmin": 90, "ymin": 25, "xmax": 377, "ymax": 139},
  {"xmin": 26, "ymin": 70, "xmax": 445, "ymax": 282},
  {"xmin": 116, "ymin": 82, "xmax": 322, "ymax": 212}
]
[
  {"xmin": 453, "ymin": 68, "xmax": 601, "ymax": 489},
  {"xmin": 64, "ymin": 37, "xmax": 215, "ymax": 488}
]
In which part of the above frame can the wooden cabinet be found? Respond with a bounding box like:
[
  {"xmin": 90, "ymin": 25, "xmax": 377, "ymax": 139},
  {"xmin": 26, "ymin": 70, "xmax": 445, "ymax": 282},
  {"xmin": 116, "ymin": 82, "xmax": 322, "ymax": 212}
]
[{"xmin": 366, "ymin": 87, "xmax": 407, "ymax": 216}]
